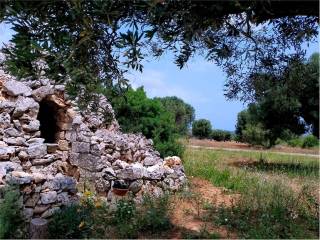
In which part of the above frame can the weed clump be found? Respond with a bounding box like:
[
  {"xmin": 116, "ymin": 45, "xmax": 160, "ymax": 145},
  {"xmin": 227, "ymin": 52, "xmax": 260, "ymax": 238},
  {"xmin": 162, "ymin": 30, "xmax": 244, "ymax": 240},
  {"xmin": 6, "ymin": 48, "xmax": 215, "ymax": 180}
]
[
  {"xmin": 0, "ymin": 186, "xmax": 25, "ymax": 239},
  {"xmin": 48, "ymin": 192, "xmax": 172, "ymax": 239},
  {"xmin": 211, "ymin": 183, "xmax": 319, "ymax": 239}
]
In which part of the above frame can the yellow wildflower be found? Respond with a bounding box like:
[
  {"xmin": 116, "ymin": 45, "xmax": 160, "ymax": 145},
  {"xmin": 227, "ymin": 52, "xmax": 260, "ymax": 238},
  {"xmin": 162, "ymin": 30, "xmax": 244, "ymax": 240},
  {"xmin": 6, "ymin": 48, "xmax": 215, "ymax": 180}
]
[{"xmin": 78, "ymin": 221, "xmax": 85, "ymax": 229}]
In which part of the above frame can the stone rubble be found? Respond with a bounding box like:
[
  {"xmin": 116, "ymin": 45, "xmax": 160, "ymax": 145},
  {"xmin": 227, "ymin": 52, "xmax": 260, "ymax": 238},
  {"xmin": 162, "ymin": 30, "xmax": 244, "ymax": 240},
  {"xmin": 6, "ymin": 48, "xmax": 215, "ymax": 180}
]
[{"xmin": 0, "ymin": 68, "xmax": 187, "ymax": 221}]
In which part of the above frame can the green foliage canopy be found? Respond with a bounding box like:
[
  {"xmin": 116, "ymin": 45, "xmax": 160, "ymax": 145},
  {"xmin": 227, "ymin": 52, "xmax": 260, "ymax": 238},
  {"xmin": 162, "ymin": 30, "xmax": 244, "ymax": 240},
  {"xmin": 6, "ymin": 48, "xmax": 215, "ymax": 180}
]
[
  {"xmin": 156, "ymin": 96, "xmax": 195, "ymax": 135},
  {"xmin": 110, "ymin": 87, "xmax": 183, "ymax": 157},
  {"xmin": 0, "ymin": 0, "xmax": 318, "ymax": 104},
  {"xmin": 235, "ymin": 53, "xmax": 319, "ymax": 146},
  {"xmin": 192, "ymin": 119, "xmax": 212, "ymax": 139},
  {"xmin": 210, "ymin": 129, "xmax": 232, "ymax": 142}
]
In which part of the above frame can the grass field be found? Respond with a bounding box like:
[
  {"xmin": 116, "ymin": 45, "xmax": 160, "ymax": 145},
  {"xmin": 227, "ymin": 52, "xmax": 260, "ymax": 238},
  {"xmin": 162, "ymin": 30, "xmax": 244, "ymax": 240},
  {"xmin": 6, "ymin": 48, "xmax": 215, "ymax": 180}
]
[{"xmin": 181, "ymin": 147, "xmax": 319, "ymax": 239}]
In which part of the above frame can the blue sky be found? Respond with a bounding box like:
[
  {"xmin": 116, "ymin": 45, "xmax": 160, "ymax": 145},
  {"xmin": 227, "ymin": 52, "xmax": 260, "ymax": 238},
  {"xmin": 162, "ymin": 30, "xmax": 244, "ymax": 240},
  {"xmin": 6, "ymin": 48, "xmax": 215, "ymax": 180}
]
[{"xmin": 0, "ymin": 23, "xmax": 318, "ymax": 131}]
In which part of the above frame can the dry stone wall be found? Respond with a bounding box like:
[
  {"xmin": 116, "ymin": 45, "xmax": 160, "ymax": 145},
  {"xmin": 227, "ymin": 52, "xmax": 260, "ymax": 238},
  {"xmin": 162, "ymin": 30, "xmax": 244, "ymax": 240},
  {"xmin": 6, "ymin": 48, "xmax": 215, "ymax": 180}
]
[{"xmin": 0, "ymin": 69, "xmax": 187, "ymax": 220}]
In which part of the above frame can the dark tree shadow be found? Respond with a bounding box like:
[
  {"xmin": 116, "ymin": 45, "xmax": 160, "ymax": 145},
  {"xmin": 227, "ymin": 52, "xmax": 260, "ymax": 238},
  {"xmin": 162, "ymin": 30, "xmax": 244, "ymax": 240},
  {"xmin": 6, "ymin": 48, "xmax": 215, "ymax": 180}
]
[{"xmin": 231, "ymin": 160, "xmax": 319, "ymax": 177}]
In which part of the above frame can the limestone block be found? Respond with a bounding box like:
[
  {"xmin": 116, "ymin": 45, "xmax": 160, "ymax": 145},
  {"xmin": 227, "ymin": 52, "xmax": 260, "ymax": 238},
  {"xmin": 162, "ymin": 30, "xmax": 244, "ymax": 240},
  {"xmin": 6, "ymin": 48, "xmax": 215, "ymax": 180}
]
[
  {"xmin": 40, "ymin": 191, "xmax": 57, "ymax": 204},
  {"xmin": 0, "ymin": 146, "xmax": 15, "ymax": 160},
  {"xmin": 71, "ymin": 141, "xmax": 90, "ymax": 153},
  {"xmin": 31, "ymin": 85, "xmax": 54, "ymax": 101},
  {"xmin": 57, "ymin": 140, "xmax": 69, "ymax": 151},
  {"xmin": 6, "ymin": 171, "xmax": 33, "ymax": 184},
  {"xmin": 3, "ymin": 80, "xmax": 32, "ymax": 96},
  {"xmin": 27, "ymin": 144, "xmax": 47, "ymax": 158},
  {"xmin": 22, "ymin": 120, "xmax": 40, "ymax": 132},
  {"xmin": 13, "ymin": 96, "xmax": 39, "ymax": 118}
]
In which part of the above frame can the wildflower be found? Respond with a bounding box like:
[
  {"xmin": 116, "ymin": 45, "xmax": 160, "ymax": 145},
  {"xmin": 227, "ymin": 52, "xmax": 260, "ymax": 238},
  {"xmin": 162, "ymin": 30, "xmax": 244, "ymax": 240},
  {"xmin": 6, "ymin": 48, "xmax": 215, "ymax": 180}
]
[
  {"xmin": 84, "ymin": 190, "xmax": 93, "ymax": 197},
  {"xmin": 95, "ymin": 200, "xmax": 102, "ymax": 208},
  {"xmin": 79, "ymin": 221, "xmax": 85, "ymax": 229}
]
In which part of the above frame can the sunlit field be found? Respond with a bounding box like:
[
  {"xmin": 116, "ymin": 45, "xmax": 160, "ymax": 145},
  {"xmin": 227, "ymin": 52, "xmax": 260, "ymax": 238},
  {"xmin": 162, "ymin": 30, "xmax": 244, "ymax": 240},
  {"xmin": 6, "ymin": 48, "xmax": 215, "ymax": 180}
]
[{"xmin": 181, "ymin": 147, "xmax": 319, "ymax": 239}]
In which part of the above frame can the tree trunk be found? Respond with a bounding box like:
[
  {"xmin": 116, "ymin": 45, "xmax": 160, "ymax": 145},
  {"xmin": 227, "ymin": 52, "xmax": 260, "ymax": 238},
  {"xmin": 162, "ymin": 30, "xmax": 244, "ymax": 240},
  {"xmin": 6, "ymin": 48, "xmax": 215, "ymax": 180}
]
[{"xmin": 29, "ymin": 218, "xmax": 48, "ymax": 239}]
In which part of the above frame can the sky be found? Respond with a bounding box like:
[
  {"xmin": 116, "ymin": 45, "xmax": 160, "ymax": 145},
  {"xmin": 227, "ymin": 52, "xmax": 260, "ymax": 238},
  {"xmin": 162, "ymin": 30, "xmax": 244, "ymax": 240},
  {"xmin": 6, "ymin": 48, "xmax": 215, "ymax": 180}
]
[{"xmin": 0, "ymin": 23, "xmax": 318, "ymax": 131}]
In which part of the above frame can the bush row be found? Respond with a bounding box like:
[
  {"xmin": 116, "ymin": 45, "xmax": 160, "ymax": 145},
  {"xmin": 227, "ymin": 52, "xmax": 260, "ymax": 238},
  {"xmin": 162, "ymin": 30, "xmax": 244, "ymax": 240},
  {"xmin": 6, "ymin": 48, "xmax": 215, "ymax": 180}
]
[{"xmin": 277, "ymin": 135, "xmax": 319, "ymax": 148}]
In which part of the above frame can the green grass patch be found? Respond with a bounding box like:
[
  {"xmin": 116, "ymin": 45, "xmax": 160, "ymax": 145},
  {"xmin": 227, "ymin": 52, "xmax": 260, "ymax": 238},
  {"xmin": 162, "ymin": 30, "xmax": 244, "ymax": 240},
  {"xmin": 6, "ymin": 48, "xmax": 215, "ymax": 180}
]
[
  {"xmin": 183, "ymin": 147, "xmax": 319, "ymax": 239},
  {"xmin": 184, "ymin": 147, "xmax": 319, "ymax": 181}
]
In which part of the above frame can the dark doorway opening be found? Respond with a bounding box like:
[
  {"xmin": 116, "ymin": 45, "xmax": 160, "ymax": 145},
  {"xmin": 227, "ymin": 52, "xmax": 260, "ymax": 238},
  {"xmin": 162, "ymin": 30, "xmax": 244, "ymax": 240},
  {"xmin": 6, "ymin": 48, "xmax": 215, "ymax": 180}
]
[{"xmin": 37, "ymin": 99, "xmax": 59, "ymax": 143}]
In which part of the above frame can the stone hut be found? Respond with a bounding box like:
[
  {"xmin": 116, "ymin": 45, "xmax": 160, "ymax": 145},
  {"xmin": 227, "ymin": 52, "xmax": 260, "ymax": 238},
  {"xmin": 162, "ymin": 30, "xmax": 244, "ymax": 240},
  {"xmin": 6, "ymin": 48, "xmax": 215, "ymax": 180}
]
[{"xmin": 0, "ymin": 69, "xmax": 186, "ymax": 220}]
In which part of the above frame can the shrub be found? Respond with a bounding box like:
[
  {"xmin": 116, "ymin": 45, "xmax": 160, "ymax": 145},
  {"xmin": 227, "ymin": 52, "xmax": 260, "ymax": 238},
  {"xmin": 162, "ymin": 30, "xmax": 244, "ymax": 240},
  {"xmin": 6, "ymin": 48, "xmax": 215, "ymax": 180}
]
[
  {"xmin": 153, "ymin": 136, "xmax": 185, "ymax": 158},
  {"xmin": 113, "ymin": 199, "xmax": 138, "ymax": 238},
  {"xmin": 110, "ymin": 87, "xmax": 184, "ymax": 157},
  {"xmin": 287, "ymin": 135, "xmax": 319, "ymax": 148},
  {"xmin": 287, "ymin": 137, "xmax": 303, "ymax": 147},
  {"xmin": 302, "ymin": 135, "xmax": 319, "ymax": 148},
  {"xmin": 138, "ymin": 194, "xmax": 171, "ymax": 232},
  {"xmin": 0, "ymin": 186, "xmax": 24, "ymax": 239},
  {"xmin": 242, "ymin": 124, "xmax": 270, "ymax": 147},
  {"xmin": 211, "ymin": 129, "xmax": 232, "ymax": 141},
  {"xmin": 156, "ymin": 96, "xmax": 195, "ymax": 135},
  {"xmin": 192, "ymin": 119, "xmax": 212, "ymax": 139},
  {"xmin": 48, "ymin": 203, "xmax": 93, "ymax": 239}
]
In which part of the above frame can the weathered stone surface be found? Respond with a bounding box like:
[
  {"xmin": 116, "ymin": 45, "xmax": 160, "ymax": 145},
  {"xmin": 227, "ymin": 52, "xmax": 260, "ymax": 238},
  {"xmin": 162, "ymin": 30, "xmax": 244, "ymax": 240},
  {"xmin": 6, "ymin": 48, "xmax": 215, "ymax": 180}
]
[
  {"xmin": 13, "ymin": 96, "xmax": 39, "ymax": 118},
  {"xmin": 57, "ymin": 192, "xmax": 70, "ymax": 204},
  {"xmin": 18, "ymin": 151, "xmax": 29, "ymax": 161},
  {"xmin": 0, "ymin": 161, "xmax": 21, "ymax": 176},
  {"xmin": 32, "ymin": 172, "xmax": 46, "ymax": 183},
  {"xmin": 146, "ymin": 164, "xmax": 165, "ymax": 180},
  {"xmin": 23, "ymin": 207, "xmax": 34, "ymax": 220},
  {"xmin": 41, "ymin": 207, "xmax": 60, "ymax": 218},
  {"xmin": 3, "ymin": 80, "xmax": 32, "ymax": 96},
  {"xmin": 40, "ymin": 191, "xmax": 57, "ymax": 204},
  {"xmin": 27, "ymin": 138, "xmax": 45, "ymax": 145},
  {"xmin": 129, "ymin": 180, "xmax": 143, "ymax": 194},
  {"xmin": 0, "ymin": 112, "xmax": 11, "ymax": 128},
  {"xmin": 32, "ymin": 85, "xmax": 54, "ymax": 101},
  {"xmin": 33, "ymin": 205, "xmax": 50, "ymax": 215},
  {"xmin": 32, "ymin": 157, "xmax": 55, "ymax": 166},
  {"xmin": 46, "ymin": 94, "xmax": 67, "ymax": 108},
  {"xmin": 3, "ymin": 137, "xmax": 27, "ymax": 146},
  {"xmin": 25, "ymin": 193, "xmax": 40, "ymax": 207},
  {"xmin": 0, "ymin": 146, "xmax": 15, "ymax": 160},
  {"xmin": 116, "ymin": 163, "xmax": 146, "ymax": 180},
  {"xmin": 27, "ymin": 144, "xmax": 47, "ymax": 158},
  {"xmin": 95, "ymin": 178, "xmax": 111, "ymax": 193},
  {"xmin": 71, "ymin": 142, "xmax": 90, "ymax": 153},
  {"xmin": 4, "ymin": 127, "xmax": 21, "ymax": 137},
  {"xmin": 7, "ymin": 171, "xmax": 33, "ymax": 184},
  {"xmin": 143, "ymin": 156, "xmax": 162, "ymax": 166},
  {"xmin": 58, "ymin": 140, "xmax": 69, "ymax": 151},
  {"xmin": 102, "ymin": 167, "xmax": 116, "ymax": 180},
  {"xmin": 22, "ymin": 120, "xmax": 40, "ymax": 132},
  {"xmin": 164, "ymin": 156, "xmax": 182, "ymax": 167}
]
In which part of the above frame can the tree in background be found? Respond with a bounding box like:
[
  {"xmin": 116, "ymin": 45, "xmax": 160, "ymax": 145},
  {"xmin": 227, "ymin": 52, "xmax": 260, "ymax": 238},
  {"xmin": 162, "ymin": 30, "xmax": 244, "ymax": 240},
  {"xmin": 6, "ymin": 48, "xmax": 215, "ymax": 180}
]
[
  {"xmin": 210, "ymin": 129, "xmax": 232, "ymax": 142},
  {"xmin": 192, "ymin": 119, "xmax": 212, "ymax": 139},
  {"xmin": 156, "ymin": 96, "xmax": 195, "ymax": 135},
  {"xmin": 235, "ymin": 52, "xmax": 319, "ymax": 146},
  {"xmin": 110, "ymin": 87, "xmax": 183, "ymax": 157}
]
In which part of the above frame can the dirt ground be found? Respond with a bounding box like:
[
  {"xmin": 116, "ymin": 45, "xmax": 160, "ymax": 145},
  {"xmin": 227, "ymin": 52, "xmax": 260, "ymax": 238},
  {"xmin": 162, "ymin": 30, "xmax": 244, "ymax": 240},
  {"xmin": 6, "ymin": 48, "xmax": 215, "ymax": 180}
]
[
  {"xmin": 168, "ymin": 177, "xmax": 239, "ymax": 239},
  {"xmin": 189, "ymin": 138, "xmax": 319, "ymax": 155}
]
